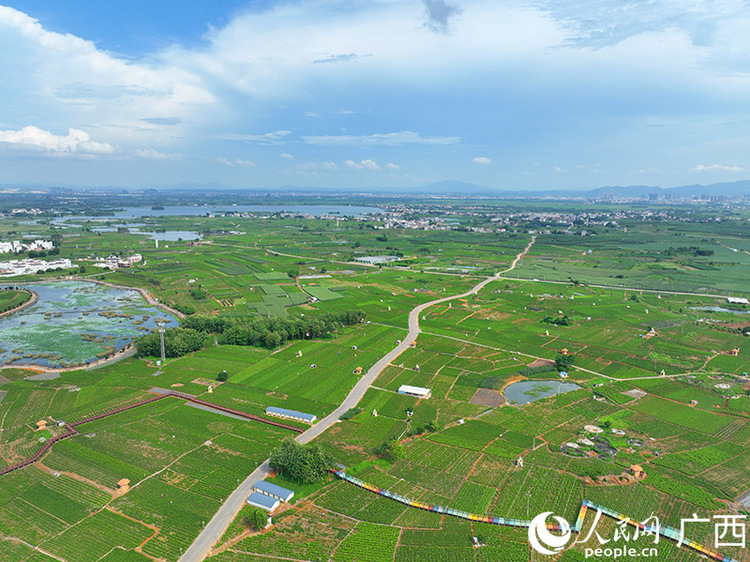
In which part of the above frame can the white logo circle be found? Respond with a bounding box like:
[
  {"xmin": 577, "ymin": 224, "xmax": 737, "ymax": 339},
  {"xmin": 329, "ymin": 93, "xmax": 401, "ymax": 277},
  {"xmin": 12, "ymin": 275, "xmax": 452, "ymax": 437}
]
[{"xmin": 528, "ymin": 511, "xmax": 572, "ymax": 555}]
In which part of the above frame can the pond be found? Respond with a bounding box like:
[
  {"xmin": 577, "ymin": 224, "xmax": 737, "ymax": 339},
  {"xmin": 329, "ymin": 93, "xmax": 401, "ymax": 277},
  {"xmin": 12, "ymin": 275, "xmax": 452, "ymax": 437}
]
[
  {"xmin": 0, "ymin": 281, "xmax": 177, "ymax": 368},
  {"xmin": 503, "ymin": 380, "xmax": 582, "ymax": 405},
  {"xmin": 689, "ymin": 306, "xmax": 749, "ymax": 315}
]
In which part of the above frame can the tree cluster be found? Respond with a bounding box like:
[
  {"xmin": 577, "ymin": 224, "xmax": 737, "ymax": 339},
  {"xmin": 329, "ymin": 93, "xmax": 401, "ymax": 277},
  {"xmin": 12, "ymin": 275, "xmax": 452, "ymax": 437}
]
[
  {"xmin": 269, "ymin": 439, "xmax": 334, "ymax": 484},
  {"xmin": 241, "ymin": 507, "xmax": 269, "ymax": 531},
  {"xmin": 555, "ymin": 352, "xmax": 575, "ymax": 372},
  {"xmin": 542, "ymin": 315, "xmax": 573, "ymax": 327},
  {"xmin": 182, "ymin": 309, "xmax": 366, "ymax": 350},
  {"xmin": 375, "ymin": 439, "xmax": 405, "ymax": 461},
  {"xmin": 663, "ymin": 245, "xmax": 714, "ymax": 257},
  {"xmin": 135, "ymin": 327, "xmax": 205, "ymax": 358}
]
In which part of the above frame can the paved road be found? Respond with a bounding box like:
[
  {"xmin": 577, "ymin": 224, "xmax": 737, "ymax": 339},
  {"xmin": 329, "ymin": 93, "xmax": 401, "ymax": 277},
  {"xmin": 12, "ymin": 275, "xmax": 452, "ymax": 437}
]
[{"xmin": 179, "ymin": 237, "xmax": 536, "ymax": 562}]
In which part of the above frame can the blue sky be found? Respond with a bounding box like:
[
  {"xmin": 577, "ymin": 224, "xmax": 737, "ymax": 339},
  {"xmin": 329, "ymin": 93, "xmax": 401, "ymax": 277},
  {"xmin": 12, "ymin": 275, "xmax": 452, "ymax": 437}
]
[{"xmin": 1, "ymin": 0, "xmax": 750, "ymax": 191}]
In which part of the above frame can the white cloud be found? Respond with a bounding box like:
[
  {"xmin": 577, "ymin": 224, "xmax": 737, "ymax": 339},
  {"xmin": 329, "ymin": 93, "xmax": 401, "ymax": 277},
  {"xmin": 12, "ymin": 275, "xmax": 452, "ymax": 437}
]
[
  {"xmin": 0, "ymin": 125, "xmax": 115, "ymax": 155},
  {"xmin": 322, "ymin": 161, "xmax": 338, "ymax": 170},
  {"xmin": 345, "ymin": 159, "xmax": 381, "ymax": 170},
  {"xmin": 386, "ymin": 162, "xmax": 400, "ymax": 169},
  {"xmin": 215, "ymin": 157, "xmax": 257, "ymax": 167},
  {"xmin": 691, "ymin": 163, "xmax": 743, "ymax": 172},
  {"xmin": 280, "ymin": 153, "xmax": 294, "ymax": 159},
  {"xmin": 303, "ymin": 131, "xmax": 460, "ymax": 146},
  {"xmin": 214, "ymin": 130, "xmax": 291, "ymax": 145},
  {"xmin": 134, "ymin": 148, "xmax": 179, "ymax": 159},
  {"xmin": 472, "ymin": 156, "xmax": 491, "ymax": 165}
]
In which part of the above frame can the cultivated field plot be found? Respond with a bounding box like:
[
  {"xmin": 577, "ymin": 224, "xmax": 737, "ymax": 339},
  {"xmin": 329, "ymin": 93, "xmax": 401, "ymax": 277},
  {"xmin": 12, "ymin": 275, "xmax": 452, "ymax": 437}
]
[
  {"xmin": 511, "ymin": 222, "xmax": 750, "ymax": 294},
  {"xmin": 0, "ymin": 343, "xmax": 303, "ymax": 559}
]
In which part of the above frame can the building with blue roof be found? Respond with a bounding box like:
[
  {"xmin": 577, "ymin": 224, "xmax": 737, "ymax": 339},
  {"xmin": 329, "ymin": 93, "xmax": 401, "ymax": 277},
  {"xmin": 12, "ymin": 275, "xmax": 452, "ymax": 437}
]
[
  {"xmin": 265, "ymin": 406, "xmax": 317, "ymax": 424},
  {"xmin": 246, "ymin": 491, "xmax": 280, "ymax": 512},
  {"xmin": 254, "ymin": 480, "xmax": 295, "ymax": 502}
]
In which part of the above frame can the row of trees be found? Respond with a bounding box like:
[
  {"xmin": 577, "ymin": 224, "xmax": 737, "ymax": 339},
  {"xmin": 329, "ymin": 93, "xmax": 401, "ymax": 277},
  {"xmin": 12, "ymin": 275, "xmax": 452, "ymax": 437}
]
[{"xmin": 135, "ymin": 309, "xmax": 367, "ymax": 358}]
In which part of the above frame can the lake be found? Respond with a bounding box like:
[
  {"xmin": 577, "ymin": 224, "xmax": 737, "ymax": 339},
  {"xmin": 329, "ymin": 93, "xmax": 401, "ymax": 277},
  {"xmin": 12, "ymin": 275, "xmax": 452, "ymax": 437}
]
[
  {"xmin": 503, "ymin": 380, "xmax": 582, "ymax": 405},
  {"xmin": 52, "ymin": 204, "xmax": 384, "ymax": 223},
  {"xmin": 0, "ymin": 281, "xmax": 177, "ymax": 368}
]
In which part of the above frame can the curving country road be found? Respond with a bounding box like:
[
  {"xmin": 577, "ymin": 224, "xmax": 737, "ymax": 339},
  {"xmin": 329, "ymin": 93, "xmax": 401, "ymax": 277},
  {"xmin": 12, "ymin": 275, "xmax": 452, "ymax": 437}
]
[{"xmin": 179, "ymin": 237, "xmax": 535, "ymax": 562}]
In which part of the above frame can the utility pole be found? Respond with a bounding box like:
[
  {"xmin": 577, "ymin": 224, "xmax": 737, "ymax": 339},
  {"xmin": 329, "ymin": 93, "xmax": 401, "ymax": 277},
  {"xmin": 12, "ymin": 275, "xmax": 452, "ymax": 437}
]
[{"xmin": 157, "ymin": 319, "xmax": 166, "ymax": 364}]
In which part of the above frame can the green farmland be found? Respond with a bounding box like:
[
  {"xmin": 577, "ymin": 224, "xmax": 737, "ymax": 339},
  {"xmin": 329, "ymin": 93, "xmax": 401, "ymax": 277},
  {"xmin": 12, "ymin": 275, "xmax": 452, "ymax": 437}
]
[{"xmin": 2, "ymin": 201, "xmax": 750, "ymax": 561}]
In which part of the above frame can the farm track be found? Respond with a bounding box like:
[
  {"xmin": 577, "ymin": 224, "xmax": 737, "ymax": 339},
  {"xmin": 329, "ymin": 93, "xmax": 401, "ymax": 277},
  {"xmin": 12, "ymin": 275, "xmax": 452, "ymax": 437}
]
[{"xmin": 179, "ymin": 237, "xmax": 537, "ymax": 561}]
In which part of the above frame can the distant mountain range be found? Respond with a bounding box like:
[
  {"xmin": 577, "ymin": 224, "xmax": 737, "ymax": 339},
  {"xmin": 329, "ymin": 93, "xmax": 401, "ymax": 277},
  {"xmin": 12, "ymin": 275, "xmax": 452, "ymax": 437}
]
[
  {"xmin": 4, "ymin": 179, "xmax": 750, "ymax": 199},
  {"xmin": 405, "ymin": 179, "xmax": 750, "ymax": 198}
]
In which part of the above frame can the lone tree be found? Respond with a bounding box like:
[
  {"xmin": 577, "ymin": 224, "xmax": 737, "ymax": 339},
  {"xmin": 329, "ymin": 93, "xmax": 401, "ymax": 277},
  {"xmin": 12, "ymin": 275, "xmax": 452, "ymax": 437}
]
[
  {"xmin": 375, "ymin": 439, "xmax": 405, "ymax": 461},
  {"xmin": 269, "ymin": 439, "xmax": 334, "ymax": 484},
  {"xmin": 241, "ymin": 507, "xmax": 268, "ymax": 531},
  {"xmin": 217, "ymin": 370, "xmax": 228, "ymax": 382},
  {"xmin": 555, "ymin": 353, "xmax": 575, "ymax": 372}
]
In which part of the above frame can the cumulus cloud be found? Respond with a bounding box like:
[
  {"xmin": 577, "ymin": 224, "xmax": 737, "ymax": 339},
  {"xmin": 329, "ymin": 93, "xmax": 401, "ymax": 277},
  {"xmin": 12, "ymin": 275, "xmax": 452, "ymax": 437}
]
[
  {"xmin": 386, "ymin": 162, "xmax": 400, "ymax": 169},
  {"xmin": 345, "ymin": 159, "xmax": 381, "ymax": 170},
  {"xmin": 303, "ymin": 131, "xmax": 460, "ymax": 146},
  {"xmin": 280, "ymin": 153, "xmax": 294, "ymax": 159},
  {"xmin": 322, "ymin": 161, "xmax": 338, "ymax": 170},
  {"xmin": 0, "ymin": 6, "xmax": 212, "ymax": 147},
  {"xmin": 0, "ymin": 125, "xmax": 115, "ymax": 155},
  {"xmin": 472, "ymin": 156, "xmax": 491, "ymax": 165},
  {"xmin": 423, "ymin": 0, "xmax": 462, "ymax": 34},
  {"xmin": 691, "ymin": 163, "xmax": 743, "ymax": 172}
]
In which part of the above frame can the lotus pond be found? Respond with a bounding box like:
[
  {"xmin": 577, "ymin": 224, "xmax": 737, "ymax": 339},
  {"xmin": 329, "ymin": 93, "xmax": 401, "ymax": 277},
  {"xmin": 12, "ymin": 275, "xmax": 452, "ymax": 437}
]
[{"xmin": 0, "ymin": 281, "xmax": 177, "ymax": 368}]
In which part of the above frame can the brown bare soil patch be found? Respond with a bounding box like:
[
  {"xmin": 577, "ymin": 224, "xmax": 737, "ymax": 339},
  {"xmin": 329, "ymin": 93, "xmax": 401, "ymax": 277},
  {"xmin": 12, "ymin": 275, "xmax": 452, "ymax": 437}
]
[
  {"xmin": 528, "ymin": 358, "xmax": 555, "ymax": 368},
  {"xmin": 470, "ymin": 388, "xmax": 506, "ymax": 407}
]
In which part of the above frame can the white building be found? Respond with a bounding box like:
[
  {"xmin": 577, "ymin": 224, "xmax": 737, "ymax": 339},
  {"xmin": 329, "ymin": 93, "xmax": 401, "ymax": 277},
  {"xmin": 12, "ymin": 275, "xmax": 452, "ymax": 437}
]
[
  {"xmin": 397, "ymin": 385, "xmax": 432, "ymax": 399},
  {"xmin": 0, "ymin": 239, "xmax": 54, "ymax": 254},
  {"xmin": 728, "ymin": 297, "xmax": 750, "ymax": 305},
  {"xmin": 0, "ymin": 258, "xmax": 72, "ymax": 276}
]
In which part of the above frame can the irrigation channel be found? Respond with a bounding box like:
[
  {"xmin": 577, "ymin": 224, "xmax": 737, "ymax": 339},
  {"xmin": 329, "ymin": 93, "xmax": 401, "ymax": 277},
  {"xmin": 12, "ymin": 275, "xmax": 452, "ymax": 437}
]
[{"xmin": 333, "ymin": 470, "xmax": 737, "ymax": 562}]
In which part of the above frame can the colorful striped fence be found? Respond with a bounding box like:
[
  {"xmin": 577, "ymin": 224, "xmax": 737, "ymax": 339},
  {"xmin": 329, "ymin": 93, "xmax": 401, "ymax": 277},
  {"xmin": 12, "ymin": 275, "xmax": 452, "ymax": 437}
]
[{"xmin": 334, "ymin": 471, "xmax": 740, "ymax": 562}]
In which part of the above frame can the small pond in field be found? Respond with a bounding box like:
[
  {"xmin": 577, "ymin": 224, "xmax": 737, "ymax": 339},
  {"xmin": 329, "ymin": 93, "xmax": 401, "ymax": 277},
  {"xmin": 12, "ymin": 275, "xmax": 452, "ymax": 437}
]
[
  {"xmin": 0, "ymin": 281, "xmax": 177, "ymax": 368},
  {"xmin": 503, "ymin": 380, "xmax": 582, "ymax": 405}
]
